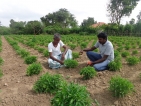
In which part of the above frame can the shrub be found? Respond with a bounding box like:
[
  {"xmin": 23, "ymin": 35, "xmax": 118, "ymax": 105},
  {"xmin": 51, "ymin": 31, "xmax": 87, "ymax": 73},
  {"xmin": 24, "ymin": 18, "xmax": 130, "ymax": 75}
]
[
  {"xmin": 132, "ymin": 50, "xmax": 138, "ymax": 55},
  {"xmin": 108, "ymin": 61, "xmax": 122, "ymax": 71},
  {"xmin": 121, "ymin": 51, "xmax": 130, "ymax": 57},
  {"xmin": 51, "ymin": 82, "xmax": 92, "ymax": 106},
  {"xmin": 24, "ymin": 56, "xmax": 37, "ymax": 64},
  {"xmin": 18, "ymin": 49, "xmax": 30, "ymax": 58},
  {"xmin": 124, "ymin": 45, "xmax": 131, "ymax": 50},
  {"xmin": 69, "ymin": 44, "xmax": 77, "ymax": 50},
  {"xmin": 72, "ymin": 52, "xmax": 79, "ymax": 59},
  {"xmin": 80, "ymin": 66, "xmax": 97, "ymax": 80},
  {"xmin": 0, "ymin": 69, "xmax": 3, "ymax": 78},
  {"xmin": 33, "ymin": 73, "xmax": 65, "ymax": 94},
  {"xmin": 0, "ymin": 57, "xmax": 3, "ymax": 65},
  {"xmin": 109, "ymin": 76, "xmax": 134, "ymax": 97},
  {"xmin": 37, "ymin": 47, "xmax": 44, "ymax": 53},
  {"xmin": 43, "ymin": 50, "xmax": 49, "ymax": 57},
  {"xmin": 126, "ymin": 56, "xmax": 140, "ymax": 65},
  {"xmin": 64, "ymin": 59, "xmax": 78, "ymax": 68},
  {"xmin": 26, "ymin": 63, "xmax": 42, "ymax": 76}
]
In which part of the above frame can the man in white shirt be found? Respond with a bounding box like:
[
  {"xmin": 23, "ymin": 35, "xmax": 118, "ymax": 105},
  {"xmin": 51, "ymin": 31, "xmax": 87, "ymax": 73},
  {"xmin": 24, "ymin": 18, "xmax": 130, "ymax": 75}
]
[
  {"xmin": 79, "ymin": 32, "xmax": 114, "ymax": 71},
  {"xmin": 48, "ymin": 33, "xmax": 72, "ymax": 69}
]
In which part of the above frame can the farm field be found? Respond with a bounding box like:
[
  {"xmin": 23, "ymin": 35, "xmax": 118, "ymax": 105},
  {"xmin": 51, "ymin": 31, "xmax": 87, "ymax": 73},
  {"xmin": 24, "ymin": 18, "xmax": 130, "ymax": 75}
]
[{"xmin": 0, "ymin": 35, "xmax": 141, "ymax": 106}]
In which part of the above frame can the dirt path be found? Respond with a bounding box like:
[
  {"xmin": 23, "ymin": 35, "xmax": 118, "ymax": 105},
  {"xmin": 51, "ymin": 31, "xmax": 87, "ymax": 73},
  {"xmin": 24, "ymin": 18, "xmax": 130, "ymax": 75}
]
[{"xmin": 0, "ymin": 36, "xmax": 51, "ymax": 106}]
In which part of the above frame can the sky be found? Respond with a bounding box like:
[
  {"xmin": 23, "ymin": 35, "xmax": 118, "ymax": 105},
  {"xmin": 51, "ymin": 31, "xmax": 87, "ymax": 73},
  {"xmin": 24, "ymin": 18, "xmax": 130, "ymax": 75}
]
[{"xmin": 0, "ymin": 0, "xmax": 141, "ymax": 27}]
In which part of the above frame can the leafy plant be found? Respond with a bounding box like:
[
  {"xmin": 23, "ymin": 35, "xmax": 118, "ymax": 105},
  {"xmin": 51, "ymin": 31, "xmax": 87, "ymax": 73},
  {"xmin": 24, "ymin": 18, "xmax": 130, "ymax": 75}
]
[
  {"xmin": 0, "ymin": 69, "xmax": 3, "ymax": 78},
  {"xmin": 64, "ymin": 59, "xmax": 78, "ymax": 68},
  {"xmin": 132, "ymin": 50, "xmax": 138, "ymax": 55},
  {"xmin": 72, "ymin": 52, "xmax": 79, "ymax": 59},
  {"xmin": 0, "ymin": 57, "xmax": 3, "ymax": 65},
  {"xmin": 18, "ymin": 49, "xmax": 30, "ymax": 58},
  {"xmin": 121, "ymin": 51, "xmax": 130, "ymax": 57},
  {"xmin": 24, "ymin": 55, "xmax": 37, "ymax": 64},
  {"xmin": 26, "ymin": 63, "xmax": 42, "ymax": 76},
  {"xmin": 51, "ymin": 82, "xmax": 92, "ymax": 106},
  {"xmin": 126, "ymin": 56, "xmax": 140, "ymax": 65},
  {"xmin": 37, "ymin": 47, "xmax": 44, "ymax": 53},
  {"xmin": 33, "ymin": 73, "xmax": 65, "ymax": 94},
  {"xmin": 109, "ymin": 76, "xmax": 134, "ymax": 97},
  {"xmin": 43, "ymin": 50, "xmax": 49, "ymax": 57},
  {"xmin": 108, "ymin": 61, "xmax": 122, "ymax": 71},
  {"xmin": 80, "ymin": 66, "xmax": 97, "ymax": 80}
]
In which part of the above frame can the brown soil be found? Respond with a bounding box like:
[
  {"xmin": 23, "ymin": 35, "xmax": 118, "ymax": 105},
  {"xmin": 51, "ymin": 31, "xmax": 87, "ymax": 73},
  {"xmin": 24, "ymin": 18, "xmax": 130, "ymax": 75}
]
[{"xmin": 0, "ymin": 36, "xmax": 141, "ymax": 106}]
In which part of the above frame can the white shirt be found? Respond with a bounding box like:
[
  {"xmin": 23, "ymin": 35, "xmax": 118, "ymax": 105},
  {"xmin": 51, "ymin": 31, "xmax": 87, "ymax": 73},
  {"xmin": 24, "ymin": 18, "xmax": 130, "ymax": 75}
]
[{"xmin": 48, "ymin": 40, "xmax": 65, "ymax": 56}]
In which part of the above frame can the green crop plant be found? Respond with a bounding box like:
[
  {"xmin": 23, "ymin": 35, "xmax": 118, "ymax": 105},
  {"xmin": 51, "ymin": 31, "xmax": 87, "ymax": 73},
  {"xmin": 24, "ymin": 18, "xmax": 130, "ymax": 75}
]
[
  {"xmin": 33, "ymin": 73, "xmax": 65, "ymax": 94},
  {"xmin": 116, "ymin": 47, "xmax": 123, "ymax": 52},
  {"xmin": 114, "ymin": 50, "xmax": 120, "ymax": 58},
  {"xmin": 64, "ymin": 59, "xmax": 78, "ymax": 68},
  {"xmin": 51, "ymin": 82, "xmax": 92, "ymax": 106},
  {"xmin": 80, "ymin": 42, "xmax": 87, "ymax": 49},
  {"xmin": 139, "ymin": 44, "xmax": 141, "ymax": 48},
  {"xmin": 37, "ymin": 47, "xmax": 45, "ymax": 53},
  {"xmin": 121, "ymin": 51, "xmax": 130, "ymax": 57},
  {"xmin": 0, "ymin": 57, "xmax": 3, "ymax": 65},
  {"xmin": 124, "ymin": 45, "xmax": 131, "ymax": 50},
  {"xmin": 69, "ymin": 44, "xmax": 77, "ymax": 50},
  {"xmin": 132, "ymin": 50, "xmax": 138, "ymax": 55},
  {"xmin": 0, "ymin": 69, "xmax": 3, "ymax": 78},
  {"xmin": 43, "ymin": 50, "xmax": 49, "ymax": 57},
  {"xmin": 24, "ymin": 56, "xmax": 37, "ymax": 64},
  {"xmin": 139, "ymin": 56, "xmax": 141, "ymax": 62},
  {"xmin": 126, "ymin": 56, "xmax": 140, "ymax": 65},
  {"xmin": 26, "ymin": 63, "xmax": 42, "ymax": 76},
  {"xmin": 80, "ymin": 66, "xmax": 97, "ymax": 80},
  {"xmin": 109, "ymin": 76, "xmax": 134, "ymax": 97},
  {"xmin": 19, "ymin": 49, "xmax": 30, "ymax": 58},
  {"xmin": 108, "ymin": 61, "xmax": 122, "ymax": 71},
  {"xmin": 72, "ymin": 52, "xmax": 79, "ymax": 59}
]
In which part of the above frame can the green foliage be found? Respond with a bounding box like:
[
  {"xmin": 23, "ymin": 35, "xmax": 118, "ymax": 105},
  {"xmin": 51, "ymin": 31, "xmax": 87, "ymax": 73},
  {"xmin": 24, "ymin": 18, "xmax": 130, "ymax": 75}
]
[
  {"xmin": 0, "ymin": 57, "xmax": 3, "ymax": 65},
  {"xmin": 17, "ymin": 49, "xmax": 30, "ymax": 58},
  {"xmin": 132, "ymin": 50, "xmax": 138, "ymax": 55},
  {"xmin": 121, "ymin": 51, "xmax": 130, "ymax": 57},
  {"xmin": 80, "ymin": 42, "xmax": 87, "ymax": 49},
  {"xmin": 24, "ymin": 55, "xmax": 37, "ymax": 64},
  {"xmin": 33, "ymin": 73, "xmax": 65, "ymax": 94},
  {"xmin": 124, "ymin": 45, "xmax": 131, "ymax": 50},
  {"xmin": 26, "ymin": 63, "xmax": 42, "ymax": 76},
  {"xmin": 72, "ymin": 52, "xmax": 79, "ymax": 59},
  {"xmin": 69, "ymin": 44, "xmax": 77, "ymax": 50},
  {"xmin": 37, "ymin": 47, "xmax": 44, "ymax": 53},
  {"xmin": 126, "ymin": 56, "xmax": 140, "ymax": 65},
  {"xmin": 43, "ymin": 50, "xmax": 49, "ymax": 57},
  {"xmin": 0, "ymin": 69, "xmax": 3, "ymax": 78},
  {"xmin": 109, "ymin": 76, "xmax": 134, "ymax": 97},
  {"xmin": 80, "ymin": 66, "xmax": 97, "ymax": 80},
  {"xmin": 64, "ymin": 59, "xmax": 78, "ymax": 68},
  {"xmin": 108, "ymin": 61, "xmax": 122, "ymax": 71},
  {"xmin": 51, "ymin": 82, "xmax": 92, "ymax": 106}
]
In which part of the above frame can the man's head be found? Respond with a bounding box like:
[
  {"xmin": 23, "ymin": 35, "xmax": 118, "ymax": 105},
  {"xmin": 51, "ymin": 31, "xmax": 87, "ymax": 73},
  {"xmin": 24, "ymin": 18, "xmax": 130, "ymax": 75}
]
[
  {"xmin": 97, "ymin": 32, "xmax": 107, "ymax": 44},
  {"xmin": 53, "ymin": 33, "xmax": 61, "ymax": 44}
]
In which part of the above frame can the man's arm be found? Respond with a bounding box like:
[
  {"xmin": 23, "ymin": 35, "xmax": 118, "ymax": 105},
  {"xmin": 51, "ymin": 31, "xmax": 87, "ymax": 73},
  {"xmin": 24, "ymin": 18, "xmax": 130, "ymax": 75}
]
[
  {"xmin": 91, "ymin": 55, "xmax": 108, "ymax": 65},
  {"xmin": 61, "ymin": 45, "xmax": 68, "ymax": 61},
  {"xmin": 79, "ymin": 46, "xmax": 97, "ymax": 55}
]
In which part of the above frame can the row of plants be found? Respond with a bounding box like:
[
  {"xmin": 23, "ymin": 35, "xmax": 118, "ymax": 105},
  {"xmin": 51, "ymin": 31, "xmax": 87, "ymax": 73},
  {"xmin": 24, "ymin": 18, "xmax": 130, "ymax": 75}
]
[
  {"xmin": 0, "ymin": 36, "xmax": 3, "ymax": 79},
  {"xmin": 5, "ymin": 37, "xmax": 43, "ymax": 76}
]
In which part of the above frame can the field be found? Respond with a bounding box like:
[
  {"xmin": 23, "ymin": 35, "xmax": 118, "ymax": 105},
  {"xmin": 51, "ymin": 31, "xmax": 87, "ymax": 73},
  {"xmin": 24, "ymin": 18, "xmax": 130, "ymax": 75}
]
[{"xmin": 0, "ymin": 35, "xmax": 141, "ymax": 106}]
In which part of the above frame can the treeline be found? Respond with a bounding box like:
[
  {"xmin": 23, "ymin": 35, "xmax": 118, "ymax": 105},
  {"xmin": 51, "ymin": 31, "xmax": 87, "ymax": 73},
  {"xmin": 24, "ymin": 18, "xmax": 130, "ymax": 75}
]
[{"xmin": 0, "ymin": 8, "xmax": 141, "ymax": 36}]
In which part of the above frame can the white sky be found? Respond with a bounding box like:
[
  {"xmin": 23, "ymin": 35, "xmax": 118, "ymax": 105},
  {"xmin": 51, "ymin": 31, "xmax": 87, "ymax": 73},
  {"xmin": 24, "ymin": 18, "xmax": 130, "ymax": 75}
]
[{"xmin": 0, "ymin": 0, "xmax": 141, "ymax": 27}]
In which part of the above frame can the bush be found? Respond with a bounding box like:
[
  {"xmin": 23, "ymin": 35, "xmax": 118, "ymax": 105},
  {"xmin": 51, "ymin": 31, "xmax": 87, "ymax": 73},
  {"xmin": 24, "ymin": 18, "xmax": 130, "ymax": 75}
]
[
  {"xmin": 64, "ymin": 59, "xmax": 78, "ymax": 68},
  {"xmin": 132, "ymin": 50, "xmax": 138, "ymax": 55},
  {"xmin": 80, "ymin": 66, "xmax": 97, "ymax": 80},
  {"xmin": 72, "ymin": 52, "xmax": 79, "ymax": 59},
  {"xmin": 121, "ymin": 51, "xmax": 130, "ymax": 57},
  {"xmin": 43, "ymin": 50, "xmax": 49, "ymax": 57},
  {"xmin": 0, "ymin": 57, "xmax": 3, "ymax": 65},
  {"xmin": 37, "ymin": 47, "xmax": 44, "ymax": 53},
  {"xmin": 26, "ymin": 63, "xmax": 42, "ymax": 76},
  {"xmin": 108, "ymin": 61, "xmax": 122, "ymax": 71},
  {"xmin": 109, "ymin": 76, "xmax": 134, "ymax": 97},
  {"xmin": 33, "ymin": 73, "xmax": 65, "ymax": 94},
  {"xmin": 24, "ymin": 55, "xmax": 37, "ymax": 64},
  {"xmin": 126, "ymin": 56, "xmax": 140, "ymax": 65},
  {"xmin": 0, "ymin": 69, "xmax": 3, "ymax": 78},
  {"xmin": 51, "ymin": 82, "xmax": 92, "ymax": 106}
]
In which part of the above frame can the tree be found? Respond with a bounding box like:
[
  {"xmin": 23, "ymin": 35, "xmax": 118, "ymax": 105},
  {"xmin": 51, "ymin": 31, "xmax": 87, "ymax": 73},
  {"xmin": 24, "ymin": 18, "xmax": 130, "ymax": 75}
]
[
  {"xmin": 107, "ymin": 0, "xmax": 140, "ymax": 25},
  {"xmin": 25, "ymin": 20, "xmax": 43, "ymax": 35},
  {"xmin": 40, "ymin": 8, "xmax": 78, "ymax": 28},
  {"xmin": 137, "ymin": 11, "xmax": 141, "ymax": 23},
  {"xmin": 9, "ymin": 19, "xmax": 26, "ymax": 34},
  {"xmin": 129, "ymin": 18, "xmax": 135, "ymax": 25},
  {"xmin": 81, "ymin": 17, "xmax": 97, "ymax": 28}
]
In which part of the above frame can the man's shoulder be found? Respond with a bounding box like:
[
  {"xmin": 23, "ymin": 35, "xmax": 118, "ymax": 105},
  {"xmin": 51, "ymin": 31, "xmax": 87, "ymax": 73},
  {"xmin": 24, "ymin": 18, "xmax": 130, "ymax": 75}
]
[{"xmin": 48, "ymin": 42, "xmax": 52, "ymax": 47}]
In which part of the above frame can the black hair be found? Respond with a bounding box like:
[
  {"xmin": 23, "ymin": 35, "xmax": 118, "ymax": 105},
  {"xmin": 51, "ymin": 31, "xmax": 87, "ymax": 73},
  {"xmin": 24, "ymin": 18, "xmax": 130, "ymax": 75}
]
[{"xmin": 97, "ymin": 32, "xmax": 107, "ymax": 39}]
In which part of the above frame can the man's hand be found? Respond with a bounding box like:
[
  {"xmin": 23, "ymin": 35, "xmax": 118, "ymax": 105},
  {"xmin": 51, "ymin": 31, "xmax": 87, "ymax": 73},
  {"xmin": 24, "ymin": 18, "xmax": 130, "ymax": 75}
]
[
  {"xmin": 61, "ymin": 54, "xmax": 65, "ymax": 61},
  {"xmin": 60, "ymin": 61, "xmax": 64, "ymax": 65},
  {"xmin": 79, "ymin": 51, "xmax": 83, "ymax": 55}
]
